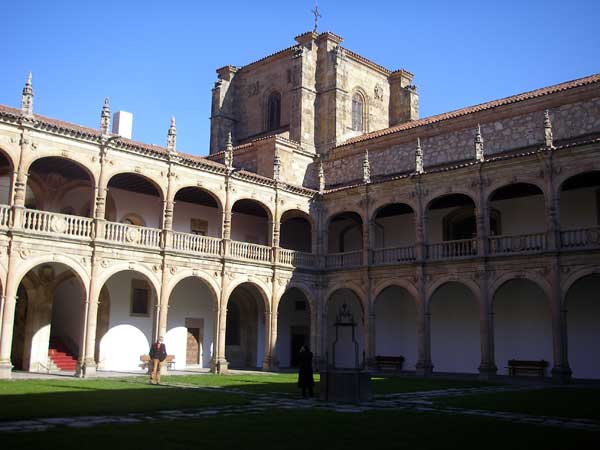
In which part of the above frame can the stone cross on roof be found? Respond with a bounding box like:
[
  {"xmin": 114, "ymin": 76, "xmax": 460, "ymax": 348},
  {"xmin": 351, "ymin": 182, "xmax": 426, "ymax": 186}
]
[{"xmin": 312, "ymin": 2, "xmax": 322, "ymax": 33}]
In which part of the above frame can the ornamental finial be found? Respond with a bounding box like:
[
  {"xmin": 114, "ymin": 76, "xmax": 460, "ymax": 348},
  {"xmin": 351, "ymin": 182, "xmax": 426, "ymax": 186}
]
[
  {"xmin": 21, "ymin": 72, "xmax": 34, "ymax": 116},
  {"xmin": 415, "ymin": 137, "xmax": 424, "ymax": 174},
  {"xmin": 475, "ymin": 124, "xmax": 485, "ymax": 162},
  {"xmin": 167, "ymin": 116, "xmax": 177, "ymax": 152},
  {"xmin": 362, "ymin": 148, "xmax": 371, "ymax": 184},
  {"xmin": 224, "ymin": 131, "xmax": 234, "ymax": 170},
  {"xmin": 100, "ymin": 97, "xmax": 111, "ymax": 135},
  {"xmin": 544, "ymin": 109, "xmax": 554, "ymax": 149}
]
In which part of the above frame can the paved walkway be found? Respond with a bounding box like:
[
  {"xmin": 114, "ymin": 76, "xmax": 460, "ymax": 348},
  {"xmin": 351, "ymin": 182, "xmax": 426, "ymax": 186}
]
[{"xmin": 0, "ymin": 380, "xmax": 598, "ymax": 434}]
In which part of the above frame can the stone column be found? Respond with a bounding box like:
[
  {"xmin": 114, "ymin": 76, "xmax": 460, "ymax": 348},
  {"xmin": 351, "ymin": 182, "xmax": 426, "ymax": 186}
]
[
  {"xmin": 477, "ymin": 270, "xmax": 496, "ymax": 379},
  {"xmin": 415, "ymin": 269, "xmax": 433, "ymax": 376},
  {"xmin": 550, "ymin": 260, "xmax": 571, "ymax": 384},
  {"xmin": 212, "ymin": 271, "xmax": 229, "ymax": 373},
  {"xmin": 0, "ymin": 242, "xmax": 24, "ymax": 378},
  {"xmin": 262, "ymin": 310, "xmax": 273, "ymax": 371},
  {"xmin": 81, "ymin": 274, "xmax": 101, "ymax": 377}
]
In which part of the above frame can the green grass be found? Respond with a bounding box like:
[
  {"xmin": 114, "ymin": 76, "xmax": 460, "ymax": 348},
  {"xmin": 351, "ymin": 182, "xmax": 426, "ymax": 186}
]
[
  {"xmin": 436, "ymin": 387, "xmax": 600, "ymax": 420},
  {"xmin": 370, "ymin": 375, "xmax": 501, "ymax": 394},
  {"xmin": 2, "ymin": 409, "xmax": 597, "ymax": 450},
  {"xmin": 0, "ymin": 378, "xmax": 245, "ymax": 420},
  {"xmin": 163, "ymin": 373, "xmax": 317, "ymax": 394}
]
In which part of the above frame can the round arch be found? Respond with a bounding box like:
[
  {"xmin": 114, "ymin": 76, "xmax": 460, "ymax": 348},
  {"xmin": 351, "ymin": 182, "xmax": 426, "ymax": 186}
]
[
  {"xmin": 424, "ymin": 191, "xmax": 478, "ymax": 212},
  {"xmin": 373, "ymin": 280, "xmax": 419, "ymax": 306},
  {"xmin": 426, "ymin": 277, "xmax": 481, "ymax": 311},
  {"xmin": 371, "ymin": 202, "xmax": 415, "ymax": 222},
  {"xmin": 105, "ymin": 170, "xmax": 166, "ymax": 201},
  {"xmin": 24, "ymin": 155, "xmax": 98, "ymax": 189},
  {"xmin": 231, "ymin": 197, "xmax": 274, "ymax": 222},
  {"xmin": 487, "ymin": 180, "xmax": 546, "ymax": 203},
  {"xmin": 95, "ymin": 264, "xmax": 161, "ymax": 299},
  {"xmin": 165, "ymin": 270, "xmax": 220, "ymax": 306},
  {"xmin": 225, "ymin": 278, "xmax": 271, "ymax": 314},
  {"xmin": 324, "ymin": 283, "xmax": 367, "ymax": 316},
  {"xmin": 172, "ymin": 185, "xmax": 224, "ymax": 212},
  {"xmin": 489, "ymin": 273, "xmax": 551, "ymax": 309},
  {"xmin": 276, "ymin": 281, "xmax": 316, "ymax": 315},
  {"xmin": 325, "ymin": 208, "xmax": 365, "ymax": 229},
  {"xmin": 562, "ymin": 266, "xmax": 600, "ymax": 305},
  {"xmin": 13, "ymin": 254, "xmax": 90, "ymax": 298}
]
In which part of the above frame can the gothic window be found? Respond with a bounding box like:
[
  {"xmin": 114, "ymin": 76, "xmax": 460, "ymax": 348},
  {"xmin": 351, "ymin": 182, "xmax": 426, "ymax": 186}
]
[
  {"xmin": 267, "ymin": 91, "xmax": 281, "ymax": 131},
  {"xmin": 352, "ymin": 93, "xmax": 364, "ymax": 132}
]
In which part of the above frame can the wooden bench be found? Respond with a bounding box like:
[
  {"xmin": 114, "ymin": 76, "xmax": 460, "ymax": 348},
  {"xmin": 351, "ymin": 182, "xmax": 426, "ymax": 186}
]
[
  {"xmin": 375, "ymin": 355, "xmax": 405, "ymax": 372},
  {"xmin": 507, "ymin": 359, "xmax": 548, "ymax": 377},
  {"xmin": 140, "ymin": 354, "xmax": 176, "ymax": 371}
]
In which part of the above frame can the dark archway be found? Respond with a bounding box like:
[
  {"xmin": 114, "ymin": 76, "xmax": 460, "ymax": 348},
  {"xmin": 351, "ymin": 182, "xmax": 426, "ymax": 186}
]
[
  {"xmin": 328, "ymin": 212, "xmax": 363, "ymax": 253},
  {"xmin": 280, "ymin": 210, "xmax": 312, "ymax": 252},
  {"xmin": 231, "ymin": 199, "xmax": 271, "ymax": 245},
  {"xmin": 276, "ymin": 288, "xmax": 311, "ymax": 367}
]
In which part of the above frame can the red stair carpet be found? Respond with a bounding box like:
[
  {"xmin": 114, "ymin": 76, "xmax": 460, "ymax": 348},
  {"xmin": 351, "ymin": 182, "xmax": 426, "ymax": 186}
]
[{"xmin": 48, "ymin": 338, "xmax": 77, "ymax": 371}]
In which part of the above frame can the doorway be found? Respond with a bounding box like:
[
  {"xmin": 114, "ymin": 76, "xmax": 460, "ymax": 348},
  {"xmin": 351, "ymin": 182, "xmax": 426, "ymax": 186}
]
[
  {"xmin": 290, "ymin": 326, "xmax": 309, "ymax": 367},
  {"xmin": 185, "ymin": 318, "xmax": 204, "ymax": 366}
]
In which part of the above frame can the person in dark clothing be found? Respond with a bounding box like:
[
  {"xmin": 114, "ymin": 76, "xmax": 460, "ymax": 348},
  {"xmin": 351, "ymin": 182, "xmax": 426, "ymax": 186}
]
[
  {"xmin": 149, "ymin": 336, "xmax": 167, "ymax": 385},
  {"xmin": 297, "ymin": 345, "xmax": 315, "ymax": 398}
]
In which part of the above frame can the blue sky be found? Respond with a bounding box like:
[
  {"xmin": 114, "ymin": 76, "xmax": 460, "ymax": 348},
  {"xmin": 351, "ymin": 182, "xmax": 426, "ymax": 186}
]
[{"xmin": 1, "ymin": 0, "xmax": 598, "ymax": 156}]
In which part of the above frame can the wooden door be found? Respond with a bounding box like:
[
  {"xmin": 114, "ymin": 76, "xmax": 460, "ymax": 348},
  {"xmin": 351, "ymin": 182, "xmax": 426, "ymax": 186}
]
[{"xmin": 186, "ymin": 327, "xmax": 200, "ymax": 365}]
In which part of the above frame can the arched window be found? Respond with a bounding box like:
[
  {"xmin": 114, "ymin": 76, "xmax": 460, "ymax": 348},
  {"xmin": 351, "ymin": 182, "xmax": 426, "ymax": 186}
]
[
  {"xmin": 267, "ymin": 91, "xmax": 281, "ymax": 131},
  {"xmin": 352, "ymin": 93, "xmax": 364, "ymax": 132}
]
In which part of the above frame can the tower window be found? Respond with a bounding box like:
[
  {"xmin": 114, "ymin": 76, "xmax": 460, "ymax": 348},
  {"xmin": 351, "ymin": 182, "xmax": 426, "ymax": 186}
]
[
  {"xmin": 267, "ymin": 91, "xmax": 281, "ymax": 131},
  {"xmin": 352, "ymin": 93, "xmax": 364, "ymax": 132}
]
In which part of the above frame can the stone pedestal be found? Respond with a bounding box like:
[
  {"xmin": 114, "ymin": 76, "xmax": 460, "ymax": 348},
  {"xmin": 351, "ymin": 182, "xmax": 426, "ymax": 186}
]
[
  {"xmin": 0, "ymin": 361, "xmax": 13, "ymax": 379},
  {"xmin": 551, "ymin": 366, "xmax": 572, "ymax": 385},
  {"xmin": 320, "ymin": 369, "xmax": 372, "ymax": 403},
  {"xmin": 210, "ymin": 358, "xmax": 229, "ymax": 374}
]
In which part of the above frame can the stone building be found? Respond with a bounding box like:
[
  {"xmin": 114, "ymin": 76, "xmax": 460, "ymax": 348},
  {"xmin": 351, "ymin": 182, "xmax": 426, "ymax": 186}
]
[{"xmin": 0, "ymin": 31, "xmax": 599, "ymax": 382}]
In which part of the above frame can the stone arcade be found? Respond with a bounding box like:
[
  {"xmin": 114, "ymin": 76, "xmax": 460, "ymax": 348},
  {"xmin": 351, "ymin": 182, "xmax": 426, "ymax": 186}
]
[{"xmin": 0, "ymin": 31, "xmax": 599, "ymax": 383}]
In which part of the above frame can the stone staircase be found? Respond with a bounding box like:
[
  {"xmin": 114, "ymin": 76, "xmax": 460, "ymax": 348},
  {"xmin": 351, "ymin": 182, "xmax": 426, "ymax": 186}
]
[{"xmin": 48, "ymin": 338, "xmax": 77, "ymax": 372}]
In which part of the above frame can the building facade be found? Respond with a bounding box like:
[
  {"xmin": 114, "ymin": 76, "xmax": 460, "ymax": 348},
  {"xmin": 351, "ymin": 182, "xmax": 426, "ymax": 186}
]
[{"xmin": 0, "ymin": 31, "xmax": 599, "ymax": 382}]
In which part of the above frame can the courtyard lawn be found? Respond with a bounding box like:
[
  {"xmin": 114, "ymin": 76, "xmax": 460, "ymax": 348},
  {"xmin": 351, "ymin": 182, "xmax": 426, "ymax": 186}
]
[
  {"xmin": 370, "ymin": 375, "xmax": 502, "ymax": 394},
  {"xmin": 2, "ymin": 408, "xmax": 598, "ymax": 450},
  {"xmin": 0, "ymin": 378, "xmax": 245, "ymax": 421},
  {"xmin": 164, "ymin": 373, "xmax": 499, "ymax": 396},
  {"xmin": 435, "ymin": 387, "xmax": 600, "ymax": 420}
]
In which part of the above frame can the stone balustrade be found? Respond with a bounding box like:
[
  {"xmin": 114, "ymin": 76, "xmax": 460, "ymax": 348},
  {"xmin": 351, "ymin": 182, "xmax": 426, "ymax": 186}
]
[
  {"xmin": 172, "ymin": 232, "xmax": 222, "ymax": 256},
  {"xmin": 104, "ymin": 221, "xmax": 161, "ymax": 248},
  {"xmin": 372, "ymin": 245, "xmax": 416, "ymax": 265},
  {"xmin": 489, "ymin": 232, "xmax": 547, "ymax": 255},
  {"xmin": 229, "ymin": 240, "xmax": 272, "ymax": 263},
  {"xmin": 4, "ymin": 205, "xmax": 600, "ymax": 271},
  {"xmin": 22, "ymin": 209, "xmax": 93, "ymax": 239},
  {"xmin": 325, "ymin": 250, "xmax": 363, "ymax": 269},
  {"xmin": 560, "ymin": 227, "xmax": 600, "ymax": 249},
  {"xmin": 427, "ymin": 238, "xmax": 478, "ymax": 260}
]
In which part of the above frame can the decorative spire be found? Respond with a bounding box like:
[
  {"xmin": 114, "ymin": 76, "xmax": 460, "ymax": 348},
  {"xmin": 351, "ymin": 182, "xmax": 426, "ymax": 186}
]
[
  {"xmin": 224, "ymin": 131, "xmax": 234, "ymax": 170},
  {"xmin": 415, "ymin": 137, "xmax": 424, "ymax": 174},
  {"xmin": 362, "ymin": 148, "xmax": 371, "ymax": 184},
  {"xmin": 273, "ymin": 150, "xmax": 281, "ymax": 181},
  {"xmin": 167, "ymin": 116, "xmax": 177, "ymax": 153},
  {"xmin": 318, "ymin": 158, "xmax": 325, "ymax": 193},
  {"xmin": 100, "ymin": 97, "xmax": 111, "ymax": 135},
  {"xmin": 544, "ymin": 109, "xmax": 554, "ymax": 149},
  {"xmin": 475, "ymin": 124, "xmax": 485, "ymax": 162},
  {"xmin": 21, "ymin": 72, "xmax": 34, "ymax": 116}
]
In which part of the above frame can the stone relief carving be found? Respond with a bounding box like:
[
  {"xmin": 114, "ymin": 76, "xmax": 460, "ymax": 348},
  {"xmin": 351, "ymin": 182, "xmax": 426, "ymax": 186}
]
[
  {"xmin": 374, "ymin": 84, "xmax": 384, "ymax": 101},
  {"xmin": 247, "ymin": 81, "xmax": 259, "ymax": 97}
]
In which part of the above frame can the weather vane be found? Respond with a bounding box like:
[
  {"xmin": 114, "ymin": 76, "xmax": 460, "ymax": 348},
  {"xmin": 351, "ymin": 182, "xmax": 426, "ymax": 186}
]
[{"xmin": 312, "ymin": 1, "xmax": 322, "ymax": 33}]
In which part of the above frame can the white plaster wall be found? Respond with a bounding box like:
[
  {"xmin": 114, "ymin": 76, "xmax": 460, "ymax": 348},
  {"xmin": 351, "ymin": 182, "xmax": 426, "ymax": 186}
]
[
  {"xmin": 430, "ymin": 283, "xmax": 480, "ymax": 373},
  {"xmin": 165, "ymin": 277, "xmax": 216, "ymax": 369},
  {"xmin": 491, "ymin": 195, "xmax": 545, "ymax": 235},
  {"xmin": 374, "ymin": 286, "xmax": 417, "ymax": 370},
  {"xmin": 172, "ymin": 201, "xmax": 221, "ymax": 237},
  {"xmin": 109, "ymin": 188, "xmax": 163, "ymax": 227},
  {"xmin": 566, "ymin": 275, "xmax": 600, "ymax": 379},
  {"xmin": 98, "ymin": 271, "xmax": 155, "ymax": 371},
  {"xmin": 231, "ymin": 213, "xmax": 269, "ymax": 245},
  {"xmin": 560, "ymin": 187, "xmax": 598, "ymax": 229},
  {"xmin": 328, "ymin": 218, "xmax": 363, "ymax": 252},
  {"xmin": 276, "ymin": 289, "xmax": 310, "ymax": 367},
  {"xmin": 373, "ymin": 214, "xmax": 415, "ymax": 248},
  {"xmin": 427, "ymin": 207, "xmax": 468, "ymax": 242},
  {"xmin": 52, "ymin": 277, "xmax": 85, "ymax": 356},
  {"xmin": 30, "ymin": 324, "xmax": 51, "ymax": 372},
  {"xmin": 0, "ymin": 174, "xmax": 11, "ymax": 204},
  {"xmin": 494, "ymin": 279, "xmax": 552, "ymax": 376},
  {"xmin": 58, "ymin": 186, "xmax": 93, "ymax": 216},
  {"xmin": 327, "ymin": 290, "xmax": 365, "ymax": 368}
]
